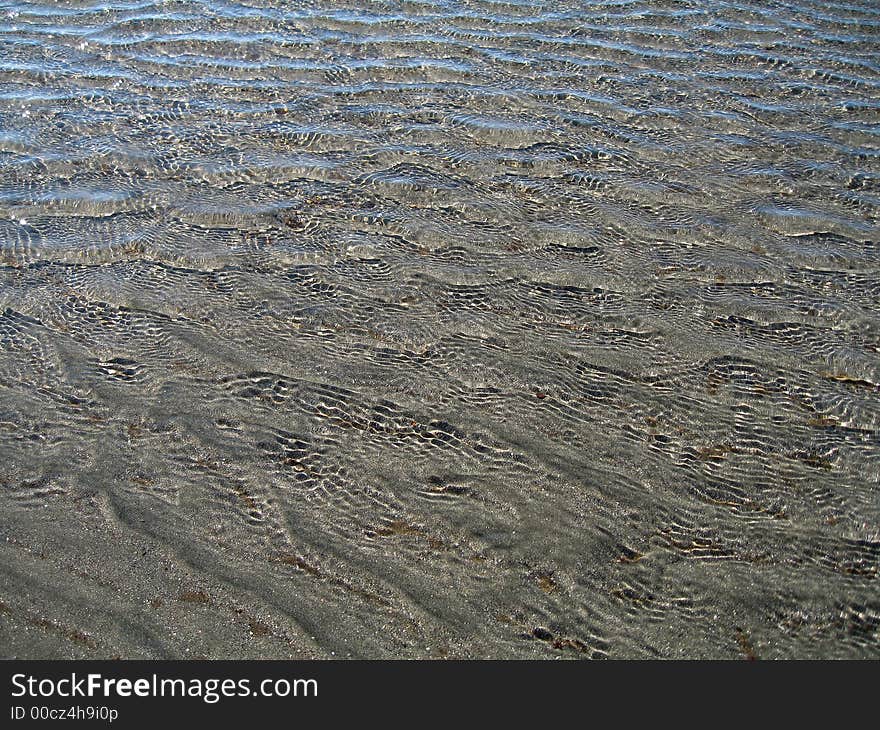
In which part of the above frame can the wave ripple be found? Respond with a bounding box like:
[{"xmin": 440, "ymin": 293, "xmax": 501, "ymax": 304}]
[{"xmin": 0, "ymin": 0, "xmax": 878, "ymax": 659}]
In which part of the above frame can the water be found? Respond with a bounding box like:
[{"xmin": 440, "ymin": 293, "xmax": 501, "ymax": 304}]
[{"xmin": 0, "ymin": 0, "xmax": 877, "ymax": 659}]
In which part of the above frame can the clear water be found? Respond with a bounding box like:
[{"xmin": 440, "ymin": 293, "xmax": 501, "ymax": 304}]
[{"xmin": 0, "ymin": 0, "xmax": 878, "ymax": 658}]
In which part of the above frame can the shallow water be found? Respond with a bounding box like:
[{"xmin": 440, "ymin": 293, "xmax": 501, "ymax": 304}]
[{"xmin": 0, "ymin": 0, "xmax": 878, "ymax": 659}]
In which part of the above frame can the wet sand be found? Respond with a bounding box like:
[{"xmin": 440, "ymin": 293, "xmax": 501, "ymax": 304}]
[{"xmin": 0, "ymin": 0, "xmax": 878, "ymax": 658}]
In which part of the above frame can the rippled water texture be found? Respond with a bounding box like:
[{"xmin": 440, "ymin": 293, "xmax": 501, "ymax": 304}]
[{"xmin": 0, "ymin": 0, "xmax": 878, "ymax": 659}]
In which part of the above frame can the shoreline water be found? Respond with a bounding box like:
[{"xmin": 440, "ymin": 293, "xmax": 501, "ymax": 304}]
[{"xmin": 0, "ymin": 0, "xmax": 877, "ymax": 660}]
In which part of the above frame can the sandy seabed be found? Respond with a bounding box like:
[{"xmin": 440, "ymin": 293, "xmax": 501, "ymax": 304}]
[{"xmin": 0, "ymin": 0, "xmax": 878, "ymax": 659}]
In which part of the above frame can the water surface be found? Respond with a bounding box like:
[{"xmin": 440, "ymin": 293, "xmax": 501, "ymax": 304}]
[{"xmin": 0, "ymin": 0, "xmax": 878, "ymax": 658}]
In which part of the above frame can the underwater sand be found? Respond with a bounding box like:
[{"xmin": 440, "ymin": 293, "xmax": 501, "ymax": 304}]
[{"xmin": 0, "ymin": 0, "xmax": 878, "ymax": 658}]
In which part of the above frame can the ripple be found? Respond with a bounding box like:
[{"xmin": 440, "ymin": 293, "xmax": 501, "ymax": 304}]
[{"xmin": 0, "ymin": 0, "xmax": 877, "ymax": 660}]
